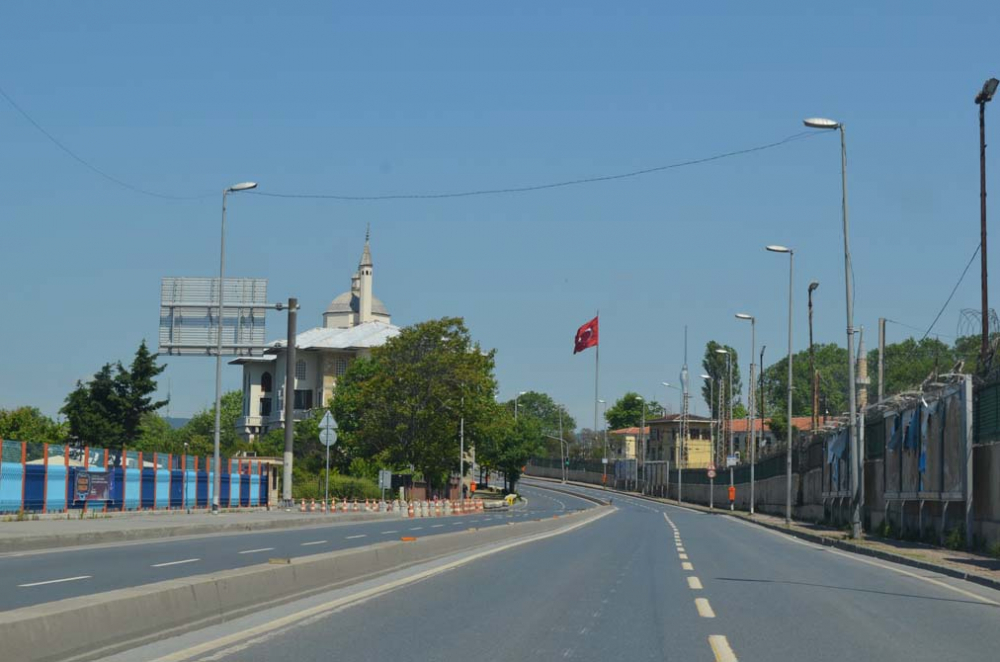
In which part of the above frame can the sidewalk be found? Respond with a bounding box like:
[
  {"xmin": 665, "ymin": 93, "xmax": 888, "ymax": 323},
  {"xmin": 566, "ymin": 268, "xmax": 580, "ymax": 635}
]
[
  {"xmin": 0, "ymin": 507, "xmax": 392, "ymax": 553},
  {"xmin": 531, "ymin": 476, "xmax": 1000, "ymax": 591}
]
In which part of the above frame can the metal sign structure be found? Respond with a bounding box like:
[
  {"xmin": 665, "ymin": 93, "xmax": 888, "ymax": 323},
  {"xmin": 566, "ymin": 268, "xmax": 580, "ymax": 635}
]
[
  {"xmin": 159, "ymin": 277, "xmax": 268, "ymax": 356},
  {"xmin": 320, "ymin": 412, "xmax": 338, "ymax": 505}
]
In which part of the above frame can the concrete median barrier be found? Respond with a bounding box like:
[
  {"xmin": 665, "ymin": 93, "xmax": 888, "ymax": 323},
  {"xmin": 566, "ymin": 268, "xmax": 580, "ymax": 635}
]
[{"xmin": 0, "ymin": 505, "xmax": 609, "ymax": 662}]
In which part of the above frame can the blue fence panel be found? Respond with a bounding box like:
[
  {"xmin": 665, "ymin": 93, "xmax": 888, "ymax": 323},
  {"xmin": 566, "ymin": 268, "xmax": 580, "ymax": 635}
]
[
  {"xmin": 155, "ymin": 469, "xmax": 170, "ymax": 509},
  {"xmin": 23, "ymin": 464, "xmax": 46, "ymax": 512},
  {"xmin": 141, "ymin": 469, "xmax": 156, "ymax": 509},
  {"xmin": 260, "ymin": 467, "xmax": 269, "ymax": 506},
  {"xmin": 109, "ymin": 467, "xmax": 124, "ymax": 510},
  {"xmin": 250, "ymin": 473, "xmax": 260, "ymax": 506},
  {"xmin": 168, "ymin": 470, "xmax": 184, "ymax": 509},
  {"xmin": 0, "ymin": 440, "xmax": 25, "ymax": 513},
  {"xmin": 46, "ymin": 463, "xmax": 67, "ymax": 512},
  {"xmin": 238, "ymin": 474, "xmax": 249, "ymax": 507},
  {"xmin": 229, "ymin": 471, "xmax": 240, "ymax": 507},
  {"xmin": 124, "ymin": 467, "xmax": 141, "ymax": 510},
  {"xmin": 185, "ymin": 470, "xmax": 197, "ymax": 508},
  {"xmin": 197, "ymin": 471, "xmax": 209, "ymax": 508},
  {"xmin": 219, "ymin": 472, "xmax": 230, "ymax": 508}
]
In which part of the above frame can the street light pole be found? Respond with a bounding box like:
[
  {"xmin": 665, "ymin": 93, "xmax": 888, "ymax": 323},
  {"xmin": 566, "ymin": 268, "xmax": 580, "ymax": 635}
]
[
  {"xmin": 736, "ymin": 314, "xmax": 756, "ymax": 515},
  {"xmin": 715, "ymin": 348, "xmax": 733, "ymax": 509},
  {"xmin": 805, "ymin": 116, "xmax": 860, "ymax": 537},
  {"xmin": 598, "ymin": 399, "xmax": 607, "ymax": 488},
  {"xmin": 808, "ymin": 282, "xmax": 820, "ymax": 432},
  {"xmin": 701, "ymin": 374, "xmax": 713, "ymax": 508},
  {"xmin": 766, "ymin": 244, "xmax": 794, "ymax": 525},
  {"xmin": 977, "ymin": 78, "xmax": 999, "ymax": 367},
  {"xmin": 514, "ymin": 391, "xmax": 526, "ymax": 421},
  {"xmin": 213, "ymin": 181, "xmax": 257, "ymax": 513},
  {"xmin": 559, "ymin": 406, "xmax": 566, "ymax": 484}
]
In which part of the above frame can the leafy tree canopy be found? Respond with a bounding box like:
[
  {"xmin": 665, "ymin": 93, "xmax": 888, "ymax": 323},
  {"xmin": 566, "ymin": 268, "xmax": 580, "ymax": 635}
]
[
  {"xmin": 0, "ymin": 407, "xmax": 67, "ymax": 445},
  {"xmin": 701, "ymin": 341, "xmax": 742, "ymax": 420},
  {"xmin": 605, "ymin": 392, "xmax": 663, "ymax": 430}
]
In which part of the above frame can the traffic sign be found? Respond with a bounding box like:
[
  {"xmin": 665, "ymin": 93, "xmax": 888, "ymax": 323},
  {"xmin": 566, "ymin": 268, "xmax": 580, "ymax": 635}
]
[
  {"xmin": 320, "ymin": 412, "xmax": 338, "ymax": 447},
  {"xmin": 726, "ymin": 454, "xmax": 738, "ymax": 467},
  {"xmin": 602, "ymin": 457, "xmax": 609, "ymax": 465},
  {"xmin": 707, "ymin": 469, "xmax": 717, "ymax": 479},
  {"xmin": 707, "ymin": 462, "xmax": 716, "ymax": 472}
]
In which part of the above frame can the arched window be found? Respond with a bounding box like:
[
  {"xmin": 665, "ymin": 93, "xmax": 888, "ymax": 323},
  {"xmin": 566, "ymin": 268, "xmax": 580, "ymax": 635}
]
[
  {"xmin": 261, "ymin": 372, "xmax": 272, "ymax": 392},
  {"xmin": 296, "ymin": 359, "xmax": 307, "ymax": 380}
]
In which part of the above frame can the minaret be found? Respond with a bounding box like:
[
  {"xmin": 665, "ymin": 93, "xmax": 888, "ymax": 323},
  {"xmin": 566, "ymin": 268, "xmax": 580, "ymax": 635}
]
[{"xmin": 358, "ymin": 225, "xmax": 373, "ymax": 323}]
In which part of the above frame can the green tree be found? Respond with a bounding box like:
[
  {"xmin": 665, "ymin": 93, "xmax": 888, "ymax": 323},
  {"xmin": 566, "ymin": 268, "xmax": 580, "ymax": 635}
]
[
  {"xmin": 867, "ymin": 337, "xmax": 955, "ymax": 399},
  {"xmin": 503, "ymin": 391, "xmax": 574, "ymax": 457},
  {"xmin": 61, "ymin": 341, "xmax": 168, "ymax": 451},
  {"xmin": 476, "ymin": 405, "xmax": 543, "ymax": 492},
  {"xmin": 701, "ymin": 341, "xmax": 742, "ymax": 420},
  {"xmin": 330, "ymin": 317, "xmax": 497, "ymax": 492},
  {"xmin": 0, "ymin": 407, "xmax": 67, "ymax": 444},
  {"xmin": 763, "ymin": 343, "xmax": 849, "ymax": 417},
  {"xmin": 133, "ymin": 413, "xmax": 178, "ymax": 454},
  {"xmin": 174, "ymin": 390, "xmax": 243, "ymax": 457},
  {"xmin": 604, "ymin": 392, "xmax": 662, "ymax": 430}
]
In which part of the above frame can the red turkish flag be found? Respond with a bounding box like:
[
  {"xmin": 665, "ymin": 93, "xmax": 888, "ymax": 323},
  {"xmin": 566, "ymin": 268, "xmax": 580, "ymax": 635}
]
[{"xmin": 574, "ymin": 316, "xmax": 599, "ymax": 354}]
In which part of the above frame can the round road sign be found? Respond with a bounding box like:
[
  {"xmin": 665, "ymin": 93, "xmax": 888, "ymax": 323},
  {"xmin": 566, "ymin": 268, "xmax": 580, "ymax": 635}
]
[{"xmin": 707, "ymin": 469, "xmax": 717, "ymax": 479}]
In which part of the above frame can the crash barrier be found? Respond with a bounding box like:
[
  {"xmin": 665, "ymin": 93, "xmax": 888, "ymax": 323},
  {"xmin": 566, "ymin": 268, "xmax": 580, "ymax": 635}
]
[{"xmin": 0, "ymin": 440, "xmax": 269, "ymax": 514}]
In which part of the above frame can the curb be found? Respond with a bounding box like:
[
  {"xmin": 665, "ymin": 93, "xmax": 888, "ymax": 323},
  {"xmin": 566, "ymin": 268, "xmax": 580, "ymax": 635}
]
[
  {"xmin": 0, "ymin": 511, "xmax": 395, "ymax": 554},
  {"xmin": 0, "ymin": 506, "xmax": 609, "ymax": 662},
  {"xmin": 524, "ymin": 474, "xmax": 1000, "ymax": 593}
]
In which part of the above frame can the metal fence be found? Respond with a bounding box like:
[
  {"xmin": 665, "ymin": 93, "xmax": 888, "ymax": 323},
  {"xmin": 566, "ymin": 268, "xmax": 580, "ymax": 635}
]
[{"xmin": 0, "ymin": 439, "xmax": 270, "ymax": 513}]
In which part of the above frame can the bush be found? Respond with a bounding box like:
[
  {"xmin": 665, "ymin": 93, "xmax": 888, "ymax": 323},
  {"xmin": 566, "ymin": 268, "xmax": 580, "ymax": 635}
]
[
  {"xmin": 291, "ymin": 469, "xmax": 381, "ymax": 501},
  {"xmin": 989, "ymin": 541, "xmax": 1000, "ymax": 559},
  {"xmin": 944, "ymin": 526, "xmax": 966, "ymax": 551}
]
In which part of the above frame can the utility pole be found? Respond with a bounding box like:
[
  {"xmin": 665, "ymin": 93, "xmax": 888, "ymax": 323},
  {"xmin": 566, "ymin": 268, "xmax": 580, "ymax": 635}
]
[
  {"xmin": 878, "ymin": 318, "xmax": 886, "ymax": 402},
  {"xmin": 281, "ymin": 297, "xmax": 297, "ymax": 506},
  {"xmin": 559, "ymin": 407, "xmax": 566, "ymax": 484},
  {"xmin": 808, "ymin": 281, "xmax": 820, "ymax": 432},
  {"xmin": 977, "ymin": 78, "xmax": 999, "ymax": 368}
]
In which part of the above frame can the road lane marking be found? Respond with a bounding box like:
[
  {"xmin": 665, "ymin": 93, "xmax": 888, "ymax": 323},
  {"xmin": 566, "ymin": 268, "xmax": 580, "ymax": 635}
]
[
  {"xmin": 682, "ymin": 562, "xmax": 694, "ymax": 571},
  {"xmin": 709, "ymin": 635, "xmax": 737, "ymax": 662},
  {"xmin": 380, "ymin": 530, "xmax": 399, "ymax": 535},
  {"xmin": 695, "ymin": 598, "xmax": 715, "ymax": 618},
  {"xmin": 687, "ymin": 576, "xmax": 703, "ymax": 590},
  {"xmin": 151, "ymin": 558, "xmax": 200, "ymax": 568},
  {"xmin": 346, "ymin": 534, "xmax": 367, "ymax": 540},
  {"xmin": 301, "ymin": 541, "xmax": 327, "ymax": 546},
  {"xmin": 679, "ymin": 553, "xmax": 689, "ymax": 560},
  {"xmin": 144, "ymin": 506, "xmax": 614, "ymax": 662},
  {"xmin": 19, "ymin": 575, "xmax": 92, "ymax": 587},
  {"xmin": 825, "ymin": 548, "xmax": 1000, "ymax": 606},
  {"xmin": 238, "ymin": 548, "xmax": 275, "ymax": 555},
  {"xmin": 451, "ymin": 522, "xmax": 463, "ymax": 525},
  {"xmin": 677, "ymin": 546, "xmax": 685, "ymax": 552},
  {"xmin": 409, "ymin": 527, "xmax": 423, "ymax": 531}
]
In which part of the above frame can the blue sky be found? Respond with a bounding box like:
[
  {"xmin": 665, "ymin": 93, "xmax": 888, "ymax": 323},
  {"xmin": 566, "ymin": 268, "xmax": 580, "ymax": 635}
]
[{"xmin": 1, "ymin": 1, "xmax": 997, "ymax": 428}]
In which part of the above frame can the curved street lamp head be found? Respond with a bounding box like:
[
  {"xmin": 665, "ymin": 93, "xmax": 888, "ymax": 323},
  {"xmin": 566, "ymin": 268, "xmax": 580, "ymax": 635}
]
[
  {"xmin": 803, "ymin": 117, "xmax": 840, "ymax": 130},
  {"xmin": 766, "ymin": 244, "xmax": 791, "ymax": 254},
  {"xmin": 735, "ymin": 313, "xmax": 753, "ymax": 321},
  {"xmin": 809, "ymin": 280, "xmax": 820, "ymax": 293},
  {"xmin": 518, "ymin": 391, "xmax": 527, "ymax": 396},
  {"xmin": 976, "ymin": 78, "xmax": 999, "ymax": 104},
  {"xmin": 715, "ymin": 348, "xmax": 729, "ymax": 355},
  {"xmin": 700, "ymin": 373, "xmax": 711, "ymax": 379},
  {"xmin": 228, "ymin": 182, "xmax": 258, "ymax": 192}
]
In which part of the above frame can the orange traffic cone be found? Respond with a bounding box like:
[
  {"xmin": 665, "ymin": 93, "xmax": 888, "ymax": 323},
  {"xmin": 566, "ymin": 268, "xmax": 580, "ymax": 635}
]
[
  {"xmin": 300, "ymin": 499, "xmax": 306, "ymax": 512},
  {"xmin": 408, "ymin": 501, "xmax": 415, "ymax": 518},
  {"xmin": 309, "ymin": 498, "xmax": 316, "ymax": 512}
]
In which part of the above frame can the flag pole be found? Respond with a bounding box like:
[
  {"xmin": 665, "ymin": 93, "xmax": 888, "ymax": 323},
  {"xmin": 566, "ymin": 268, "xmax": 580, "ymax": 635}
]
[{"xmin": 595, "ymin": 311, "xmax": 603, "ymax": 488}]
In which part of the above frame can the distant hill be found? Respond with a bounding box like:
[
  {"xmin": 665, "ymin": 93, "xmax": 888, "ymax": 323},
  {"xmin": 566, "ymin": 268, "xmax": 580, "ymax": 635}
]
[{"xmin": 164, "ymin": 417, "xmax": 190, "ymax": 430}]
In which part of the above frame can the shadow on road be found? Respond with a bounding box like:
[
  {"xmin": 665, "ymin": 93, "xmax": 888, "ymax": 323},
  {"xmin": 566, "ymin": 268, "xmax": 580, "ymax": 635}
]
[{"xmin": 715, "ymin": 576, "xmax": 998, "ymax": 608}]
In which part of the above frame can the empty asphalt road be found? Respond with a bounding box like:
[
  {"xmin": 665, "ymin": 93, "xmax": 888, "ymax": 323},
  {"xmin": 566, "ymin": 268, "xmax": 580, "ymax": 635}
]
[
  {"xmin": 0, "ymin": 484, "xmax": 592, "ymax": 611},
  {"xmin": 106, "ymin": 478, "xmax": 1000, "ymax": 662}
]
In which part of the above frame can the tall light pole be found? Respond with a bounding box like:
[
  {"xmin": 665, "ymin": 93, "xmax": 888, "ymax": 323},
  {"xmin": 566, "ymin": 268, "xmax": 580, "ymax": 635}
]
[
  {"xmin": 663, "ymin": 382, "xmax": 680, "ymax": 500},
  {"xmin": 766, "ymin": 244, "xmax": 794, "ymax": 525},
  {"xmin": 637, "ymin": 396, "xmax": 645, "ymax": 492},
  {"xmin": 976, "ymin": 79, "xmax": 999, "ymax": 367},
  {"xmin": 808, "ymin": 281, "xmax": 820, "ymax": 433},
  {"xmin": 714, "ymin": 348, "xmax": 733, "ymax": 509},
  {"xmin": 514, "ymin": 391, "xmax": 527, "ymax": 420},
  {"xmin": 700, "ymin": 374, "xmax": 714, "ymax": 508},
  {"xmin": 598, "ymin": 398, "xmax": 607, "ymax": 487},
  {"xmin": 213, "ymin": 181, "xmax": 257, "ymax": 513},
  {"xmin": 736, "ymin": 313, "xmax": 756, "ymax": 515},
  {"xmin": 804, "ymin": 115, "xmax": 860, "ymax": 537}
]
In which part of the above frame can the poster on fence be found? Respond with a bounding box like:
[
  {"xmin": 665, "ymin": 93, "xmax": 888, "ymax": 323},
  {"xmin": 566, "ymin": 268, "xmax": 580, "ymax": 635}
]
[{"xmin": 74, "ymin": 471, "xmax": 111, "ymax": 502}]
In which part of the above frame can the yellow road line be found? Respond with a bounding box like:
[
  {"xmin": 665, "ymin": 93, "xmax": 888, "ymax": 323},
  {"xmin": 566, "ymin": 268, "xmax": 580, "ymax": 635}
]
[
  {"xmin": 709, "ymin": 635, "xmax": 737, "ymax": 662},
  {"xmin": 687, "ymin": 576, "xmax": 703, "ymax": 590},
  {"xmin": 695, "ymin": 597, "xmax": 715, "ymax": 618}
]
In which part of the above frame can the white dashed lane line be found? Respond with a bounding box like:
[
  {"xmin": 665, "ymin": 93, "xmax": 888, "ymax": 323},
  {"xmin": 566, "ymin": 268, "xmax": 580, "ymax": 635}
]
[
  {"xmin": 151, "ymin": 558, "xmax": 200, "ymax": 568},
  {"xmin": 695, "ymin": 598, "xmax": 716, "ymax": 618},
  {"xmin": 300, "ymin": 540, "xmax": 327, "ymax": 546},
  {"xmin": 18, "ymin": 575, "xmax": 92, "ymax": 588},
  {"xmin": 346, "ymin": 534, "xmax": 367, "ymax": 540},
  {"xmin": 238, "ymin": 547, "xmax": 274, "ymax": 555}
]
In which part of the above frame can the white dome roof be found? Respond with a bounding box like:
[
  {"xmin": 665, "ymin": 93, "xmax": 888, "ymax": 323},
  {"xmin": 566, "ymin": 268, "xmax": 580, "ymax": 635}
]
[{"xmin": 324, "ymin": 292, "xmax": 389, "ymax": 316}]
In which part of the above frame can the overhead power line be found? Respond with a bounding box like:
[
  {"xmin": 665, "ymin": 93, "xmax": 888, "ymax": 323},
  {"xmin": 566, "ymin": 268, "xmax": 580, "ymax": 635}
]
[
  {"xmin": 250, "ymin": 131, "xmax": 826, "ymax": 201},
  {"xmin": 0, "ymin": 83, "xmax": 211, "ymax": 201},
  {"xmin": 921, "ymin": 243, "xmax": 980, "ymax": 341}
]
